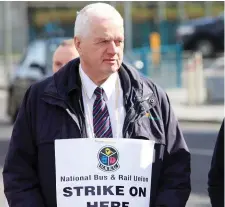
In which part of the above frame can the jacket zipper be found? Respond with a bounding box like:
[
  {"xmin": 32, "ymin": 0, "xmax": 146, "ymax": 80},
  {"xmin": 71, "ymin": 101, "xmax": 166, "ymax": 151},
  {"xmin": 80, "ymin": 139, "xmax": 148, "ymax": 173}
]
[{"xmin": 78, "ymin": 97, "xmax": 87, "ymax": 137}]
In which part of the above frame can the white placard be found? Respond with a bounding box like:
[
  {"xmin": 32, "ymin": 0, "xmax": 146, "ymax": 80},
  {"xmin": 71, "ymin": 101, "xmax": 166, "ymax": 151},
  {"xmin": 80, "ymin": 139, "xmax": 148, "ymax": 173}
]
[{"xmin": 55, "ymin": 138, "xmax": 155, "ymax": 207}]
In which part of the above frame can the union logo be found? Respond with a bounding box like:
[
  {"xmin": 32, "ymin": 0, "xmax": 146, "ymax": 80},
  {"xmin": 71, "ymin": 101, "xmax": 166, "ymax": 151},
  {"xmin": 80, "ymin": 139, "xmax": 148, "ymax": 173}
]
[{"xmin": 97, "ymin": 146, "xmax": 120, "ymax": 172}]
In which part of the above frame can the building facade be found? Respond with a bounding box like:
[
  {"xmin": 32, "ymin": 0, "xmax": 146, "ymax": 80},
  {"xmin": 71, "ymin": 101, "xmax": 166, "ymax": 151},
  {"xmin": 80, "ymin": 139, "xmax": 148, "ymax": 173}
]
[{"xmin": 0, "ymin": 1, "xmax": 224, "ymax": 53}]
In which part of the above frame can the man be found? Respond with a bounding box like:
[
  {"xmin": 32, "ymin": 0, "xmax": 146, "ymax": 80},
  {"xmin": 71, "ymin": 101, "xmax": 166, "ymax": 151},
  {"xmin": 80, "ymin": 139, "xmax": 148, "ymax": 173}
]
[
  {"xmin": 3, "ymin": 3, "xmax": 191, "ymax": 207},
  {"xmin": 52, "ymin": 38, "xmax": 79, "ymax": 73},
  {"xmin": 208, "ymin": 119, "xmax": 224, "ymax": 207}
]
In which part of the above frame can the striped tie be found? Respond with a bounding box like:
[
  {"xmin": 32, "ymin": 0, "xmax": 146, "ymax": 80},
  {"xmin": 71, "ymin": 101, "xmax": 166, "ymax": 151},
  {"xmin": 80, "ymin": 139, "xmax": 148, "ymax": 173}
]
[{"xmin": 93, "ymin": 87, "xmax": 113, "ymax": 138}]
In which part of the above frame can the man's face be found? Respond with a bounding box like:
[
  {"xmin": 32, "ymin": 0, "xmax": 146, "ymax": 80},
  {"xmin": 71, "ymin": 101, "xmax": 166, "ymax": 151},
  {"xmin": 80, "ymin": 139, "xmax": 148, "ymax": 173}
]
[
  {"xmin": 53, "ymin": 46, "xmax": 79, "ymax": 73},
  {"xmin": 75, "ymin": 17, "xmax": 124, "ymax": 76}
]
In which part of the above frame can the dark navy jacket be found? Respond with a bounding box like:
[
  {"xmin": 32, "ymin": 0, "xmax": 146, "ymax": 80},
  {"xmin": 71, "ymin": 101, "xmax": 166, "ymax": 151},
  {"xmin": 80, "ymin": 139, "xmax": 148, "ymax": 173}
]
[
  {"xmin": 208, "ymin": 119, "xmax": 224, "ymax": 207},
  {"xmin": 3, "ymin": 58, "xmax": 191, "ymax": 207}
]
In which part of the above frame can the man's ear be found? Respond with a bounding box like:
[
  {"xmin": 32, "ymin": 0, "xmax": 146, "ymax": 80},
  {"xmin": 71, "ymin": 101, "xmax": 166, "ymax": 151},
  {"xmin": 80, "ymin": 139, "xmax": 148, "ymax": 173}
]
[{"xmin": 74, "ymin": 37, "xmax": 82, "ymax": 55}]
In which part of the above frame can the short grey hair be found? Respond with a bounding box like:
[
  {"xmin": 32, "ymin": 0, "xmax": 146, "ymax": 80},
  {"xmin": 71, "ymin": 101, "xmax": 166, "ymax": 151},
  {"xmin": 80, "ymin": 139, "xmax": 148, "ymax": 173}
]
[{"xmin": 74, "ymin": 3, "xmax": 124, "ymax": 38}]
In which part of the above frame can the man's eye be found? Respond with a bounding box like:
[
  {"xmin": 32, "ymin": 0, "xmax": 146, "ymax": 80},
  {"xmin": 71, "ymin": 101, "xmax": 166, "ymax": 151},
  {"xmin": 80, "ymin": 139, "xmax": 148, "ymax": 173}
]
[
  {"xmin": 115, "ymin": 40, "xmax": 123, "ymax": 45},
  {"xmin": 55, "ymin": 62, "xmax": 62, "ymax": 67}
]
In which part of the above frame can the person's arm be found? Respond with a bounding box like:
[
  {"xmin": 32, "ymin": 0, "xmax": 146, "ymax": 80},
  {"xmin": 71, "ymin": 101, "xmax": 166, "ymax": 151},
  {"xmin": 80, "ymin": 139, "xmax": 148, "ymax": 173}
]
[
  {"xmin": 208, "ymin": 119, "xmax": 224, "ymax": 207},
  {"xmin": 3, "ymin": 86, "xmax": 45, "ymax": 207},
  {"xmin": 155, "ymin": 91, "xmax": 191, "ymax": 207}
]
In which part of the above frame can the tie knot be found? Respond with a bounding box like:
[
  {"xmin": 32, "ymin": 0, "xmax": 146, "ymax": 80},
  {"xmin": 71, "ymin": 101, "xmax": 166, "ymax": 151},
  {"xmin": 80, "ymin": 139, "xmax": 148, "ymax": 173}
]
[{"xmin": 94, "ymin": 87, "xmax": 104, "ymax": 98}]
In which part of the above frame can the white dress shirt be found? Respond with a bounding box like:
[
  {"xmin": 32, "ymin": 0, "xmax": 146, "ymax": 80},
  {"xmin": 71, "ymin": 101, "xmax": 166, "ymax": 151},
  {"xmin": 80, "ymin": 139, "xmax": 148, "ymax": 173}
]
[{"xmin": 79, "ymin": 65, "xmax": 126, "ymax": 138}]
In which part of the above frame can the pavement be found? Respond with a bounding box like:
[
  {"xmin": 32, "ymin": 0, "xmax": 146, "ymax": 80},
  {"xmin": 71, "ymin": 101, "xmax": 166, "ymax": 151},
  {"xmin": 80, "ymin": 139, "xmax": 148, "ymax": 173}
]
[
  {"xmin": 0, "ymin": 67, "xmax": 8, "ymax": 90},
  {"xmin": 166, "ymin": 88, "xmax": 224, "ymax": 123}
]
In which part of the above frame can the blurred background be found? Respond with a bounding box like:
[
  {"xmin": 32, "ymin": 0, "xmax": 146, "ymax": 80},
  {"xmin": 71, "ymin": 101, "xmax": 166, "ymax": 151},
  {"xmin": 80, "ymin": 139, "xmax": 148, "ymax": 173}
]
[{"xmin": 0, "ymin": 1, "xmax": 224, "ymax": 207}]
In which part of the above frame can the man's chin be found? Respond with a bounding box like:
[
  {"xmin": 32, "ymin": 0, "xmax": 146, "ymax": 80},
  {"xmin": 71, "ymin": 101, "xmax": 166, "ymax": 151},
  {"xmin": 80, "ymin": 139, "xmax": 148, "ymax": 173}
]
[
  {"xmin": 106, "ymin": 63, "xmax": 121, "ymax": 72},
  {"xmin": 107, "ymin": 67, "xmax": 119, "ymax": 75}
]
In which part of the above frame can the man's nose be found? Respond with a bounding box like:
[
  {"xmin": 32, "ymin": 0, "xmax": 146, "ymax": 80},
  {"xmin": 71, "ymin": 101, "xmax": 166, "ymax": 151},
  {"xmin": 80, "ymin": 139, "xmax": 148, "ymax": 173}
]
[{"xmin": 107, "ymin": 41, "xmax": 119, "ymax": 54}]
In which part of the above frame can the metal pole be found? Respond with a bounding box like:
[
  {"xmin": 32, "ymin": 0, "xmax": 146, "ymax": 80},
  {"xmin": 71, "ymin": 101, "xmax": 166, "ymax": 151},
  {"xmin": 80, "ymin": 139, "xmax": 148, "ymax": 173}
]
[
  {"xmin": 158, "ymin": 1, "xmax": 166, "ymax": 21},
  {"xmin": 124, "ymin": 1, "xmax": 132, "ymax": 53},
  {"xmin": 178, "ymin": 1, "xmax": 187, "ymax": 23},
  {"xmin": 157, "ymin": 1, "xmax": 166, "ymax": 45},
  {"xmin": 205, "ymin": 1, "xmax": 212, "ymax": 17},
  {"xmin": 110, "ymin": 1, "xmax": 117, "ymax": 8},
  {"xmin": 3, "ymin": 1, "xmax": 13, "ymax": 86}
]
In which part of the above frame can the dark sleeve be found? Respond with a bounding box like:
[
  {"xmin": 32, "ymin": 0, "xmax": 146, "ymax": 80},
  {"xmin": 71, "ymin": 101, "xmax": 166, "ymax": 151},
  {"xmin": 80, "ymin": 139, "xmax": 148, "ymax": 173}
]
[
  {"xmin": 2, "ymin": 86, "xmax": 45, "ymax": 207},
  {"xmin": 208, "ymin": 119, "xmax": 224, "ymax": 207},
  {"xmin": 155, "ymin": 91, "xmax": 191, "ymax": 207}
]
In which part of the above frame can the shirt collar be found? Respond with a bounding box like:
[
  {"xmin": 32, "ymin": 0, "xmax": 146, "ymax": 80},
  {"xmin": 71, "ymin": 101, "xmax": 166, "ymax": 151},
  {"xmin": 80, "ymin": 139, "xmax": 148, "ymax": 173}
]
[
  {"xmin": 101, "ymin": 72, "xmax": 118, "ymax": 101},
  {"xmin": 79, "ymin": 64, "xmax": 118, "ymax": 101},
  {"xmin": 79, "ymin": 65, "xmax": 96, "ymax": 99}
]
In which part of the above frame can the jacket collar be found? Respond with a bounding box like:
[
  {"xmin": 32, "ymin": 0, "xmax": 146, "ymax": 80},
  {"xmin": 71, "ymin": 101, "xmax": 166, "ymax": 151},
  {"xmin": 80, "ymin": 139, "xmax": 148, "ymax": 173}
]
[{"xmin": 43, "ymin": 57, "xmax": 153, "ymax": 105}]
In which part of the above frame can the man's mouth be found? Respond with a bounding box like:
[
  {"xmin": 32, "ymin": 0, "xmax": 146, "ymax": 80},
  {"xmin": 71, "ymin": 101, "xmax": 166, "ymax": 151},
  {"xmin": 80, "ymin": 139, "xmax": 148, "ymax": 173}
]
[{"xmin": 104, "ymin": 59, "xmax": 116, "ymax": 61}]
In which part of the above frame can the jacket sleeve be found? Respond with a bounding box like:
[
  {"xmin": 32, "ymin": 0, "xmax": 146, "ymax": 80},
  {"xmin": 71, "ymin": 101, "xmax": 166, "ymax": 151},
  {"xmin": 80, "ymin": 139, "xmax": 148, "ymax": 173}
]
[
  {"xmin": 155, "ymin": 91, "xmax": 191, "ymax": 207},
  {"xmin": 2, "ymin": 86, "xmax": 45, "ymax": 207},
  {"xmin": 208, "ymin": 119, "xmax": 224, "ymax": 207}
]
